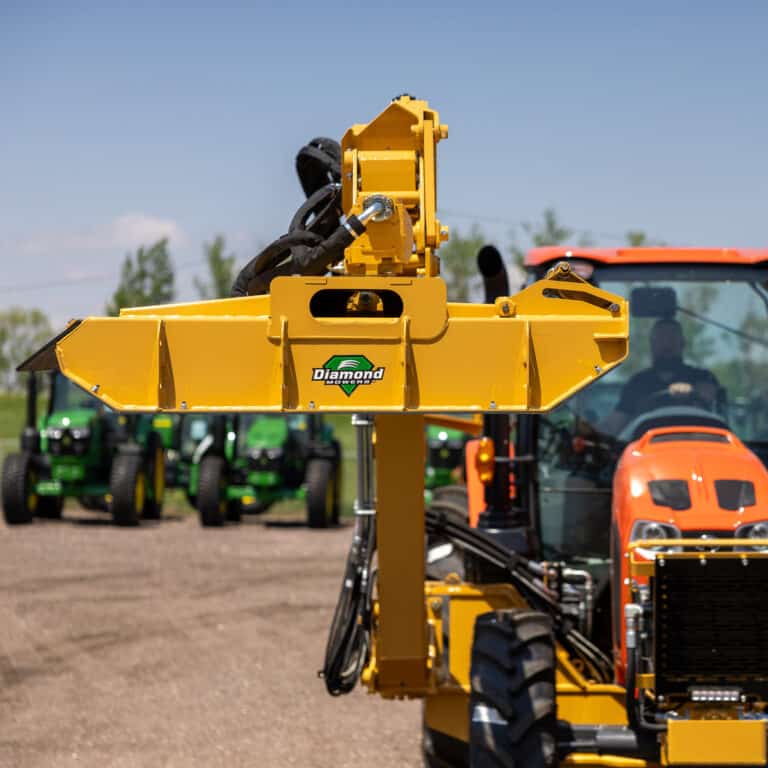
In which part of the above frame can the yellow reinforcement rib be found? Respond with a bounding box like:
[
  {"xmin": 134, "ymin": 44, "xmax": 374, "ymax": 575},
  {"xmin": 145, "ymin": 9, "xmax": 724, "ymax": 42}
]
[{"xmin": 19, "ymin": 265, "xmax": 627, "ymax": 414}]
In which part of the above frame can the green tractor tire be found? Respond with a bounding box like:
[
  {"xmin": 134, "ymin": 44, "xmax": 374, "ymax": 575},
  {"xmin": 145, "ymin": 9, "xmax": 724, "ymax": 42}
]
[
  {"xmin": 110, "ymin": 453, "xmax": 146, "ymax": 527},
  {"xmin": 306, "ymin": 457, "xmax": 335, "ymax": 529},
  {"xmin": 142, "ymin": 433, "xmax": 165, "ymax": 520},
  {"xmin": 197, "ymin": 455, "xmax": 228, "ymax": 527},
  {"xmin": 2, "ymin": 452, "xmax": 37, "ymax": 525}
]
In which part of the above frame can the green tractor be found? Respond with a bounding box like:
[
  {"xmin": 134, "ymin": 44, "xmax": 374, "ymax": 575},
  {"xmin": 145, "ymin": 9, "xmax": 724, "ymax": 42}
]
[
  {"xmin": 191, "ymin": 413, "xmax": 342, "ymax": 528},
  {"xmin": 149, "ymin": 412, "xmax": 213, "ymax": 494},
  {"xmin": 425, "ymin": 423, "xmax": 469, "ymax": 493},
  {"xmin": 1, "ymin": 372, "xmax": 165, "ymax": 526}
]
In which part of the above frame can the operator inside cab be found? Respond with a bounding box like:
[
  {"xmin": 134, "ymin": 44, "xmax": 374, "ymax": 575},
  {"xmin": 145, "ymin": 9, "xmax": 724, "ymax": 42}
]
[{"xmin": 601, "ymin": 318, "xmax": 720, "ymax": 434}]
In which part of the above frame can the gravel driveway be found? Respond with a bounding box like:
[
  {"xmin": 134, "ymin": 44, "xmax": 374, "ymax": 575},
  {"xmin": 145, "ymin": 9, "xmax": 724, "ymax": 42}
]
[{"xmin": 0, "ymin": 510, "xmax": 420, "ymax": 767}]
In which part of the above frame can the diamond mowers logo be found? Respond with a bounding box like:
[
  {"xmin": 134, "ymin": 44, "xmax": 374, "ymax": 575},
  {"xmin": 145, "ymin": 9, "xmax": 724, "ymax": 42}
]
[{"xmin": 312, "ymin": 355, "xmax": 385, "ymax": 397}]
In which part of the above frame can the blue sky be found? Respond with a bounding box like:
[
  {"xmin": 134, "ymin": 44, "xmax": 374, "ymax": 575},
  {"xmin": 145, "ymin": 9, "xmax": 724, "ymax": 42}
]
[{"xmin": 1, "ymin": 1, "xmax": 767, "ymax": 324}]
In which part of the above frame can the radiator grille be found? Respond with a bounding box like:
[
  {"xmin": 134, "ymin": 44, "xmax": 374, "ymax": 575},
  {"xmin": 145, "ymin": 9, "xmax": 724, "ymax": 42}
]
[{"xmin": 654, "ymin": 557, "xmax": 768, "ymax": 697}]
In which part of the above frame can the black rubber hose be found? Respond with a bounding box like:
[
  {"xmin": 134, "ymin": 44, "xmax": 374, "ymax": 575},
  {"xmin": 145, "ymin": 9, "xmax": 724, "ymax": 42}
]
[
  {"xmin": 321, "ymin": 516, "xmax": 376, "ymax": 695},
  {"xmin": 425, "ymin": 508, "xmax": 614, "ymax": 681},
  {"xmin": 231, "ymin": 231, "xmax": 323, "ymax": 297},
  {"xmin": 296, "ymin": 138, "xmax": 341, "ymax": 197},
  {"xmin": 289, "ymin": 184, "xmax": 342, "ymax": 236}
]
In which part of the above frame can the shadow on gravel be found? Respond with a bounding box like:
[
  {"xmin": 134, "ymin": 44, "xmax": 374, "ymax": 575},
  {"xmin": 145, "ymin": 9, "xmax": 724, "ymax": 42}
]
[
  {"xmin": 23, "ymin": 513, "xmax": 188, "ymax": 528},
  {"xmin": 263, "ymin": 519, "xmax": 350, "ymax": 529}
]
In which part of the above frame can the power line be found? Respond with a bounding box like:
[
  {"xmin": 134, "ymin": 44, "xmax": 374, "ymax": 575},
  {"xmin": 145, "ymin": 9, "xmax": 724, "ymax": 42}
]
[
  {"xmin": 0, "ymin": 258, "xmax": 206, "ymax": 295},
  {"xmin": 438, "ymin": 208, "xmax": 631, "ymax": 242}
]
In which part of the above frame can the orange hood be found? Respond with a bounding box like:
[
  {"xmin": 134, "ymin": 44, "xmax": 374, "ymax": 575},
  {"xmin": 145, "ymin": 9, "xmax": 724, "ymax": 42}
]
[{"xmin": 613, "ymin": 426, "xmax": 768, "ymax": 534}]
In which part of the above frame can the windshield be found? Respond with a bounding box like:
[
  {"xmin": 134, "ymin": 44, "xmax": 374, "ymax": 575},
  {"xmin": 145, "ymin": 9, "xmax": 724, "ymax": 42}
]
[
  {"xmin": 51, "ymin": 373, "xmax": 100, "ymax": 412},
  {"xmin": 533, "ymin": 263, "xmax": 768, "ymax": 559}
]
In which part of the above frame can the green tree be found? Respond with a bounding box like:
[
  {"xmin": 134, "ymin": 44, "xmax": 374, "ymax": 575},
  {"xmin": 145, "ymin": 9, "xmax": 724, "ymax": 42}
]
[
  {"xmin": 439, "ymin": 224, "xmax": 486, "ymax": 301},
  {"xmin": 509, "ymin": 208, "xmax": 588, "ymax": 268},
  {"xmin": 625, "ymin": 230, "xmax": 665, "ymax": 247},
  {"xmin": 106, "ymin": 238, "xmax": 175, "ymax": 315},
  {"xmin": 0, "ymin": 308, "xmax": 53, "ymax": 391},
  {"xmin": 194, "ymin": 235, "xmax": 237, "ymax": 299}
]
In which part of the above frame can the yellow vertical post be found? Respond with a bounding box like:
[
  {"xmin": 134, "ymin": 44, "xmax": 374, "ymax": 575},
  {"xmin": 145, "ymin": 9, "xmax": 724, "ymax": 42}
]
[{"xmin": 374, "ymin": 413, "xmax": 428, "ymax": 693}]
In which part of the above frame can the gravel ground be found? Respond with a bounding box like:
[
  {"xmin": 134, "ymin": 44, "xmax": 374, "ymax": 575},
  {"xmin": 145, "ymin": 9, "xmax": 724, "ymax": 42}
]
[{"xmin": 0, "ymin": 509, "xmax": 420, "ymax": 767}]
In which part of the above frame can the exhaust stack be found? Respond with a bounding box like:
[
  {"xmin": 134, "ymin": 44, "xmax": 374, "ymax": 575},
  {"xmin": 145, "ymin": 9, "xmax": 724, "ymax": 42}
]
[{"xmin": 477, "ymin": 245, "xmax": 509, "ymax": 304}]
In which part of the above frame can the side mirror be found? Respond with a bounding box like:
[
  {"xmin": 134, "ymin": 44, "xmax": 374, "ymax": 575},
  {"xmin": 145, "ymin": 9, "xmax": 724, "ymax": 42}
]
[{"xmin": 630, "ymin": 286, "xmax": 677, "ymax": 318}]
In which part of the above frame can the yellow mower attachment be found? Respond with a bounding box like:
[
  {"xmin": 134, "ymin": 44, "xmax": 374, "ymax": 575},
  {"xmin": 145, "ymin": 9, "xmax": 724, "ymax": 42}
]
[{"xmin": 18, "ymin": 97, "xmax": 648, "ymax": 767}]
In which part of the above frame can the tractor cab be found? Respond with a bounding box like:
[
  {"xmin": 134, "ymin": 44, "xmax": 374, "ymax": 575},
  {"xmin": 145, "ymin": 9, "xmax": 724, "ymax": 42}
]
[{"xmin": 517, "ymin": 247, "xmax": 768, "ymax": 653}]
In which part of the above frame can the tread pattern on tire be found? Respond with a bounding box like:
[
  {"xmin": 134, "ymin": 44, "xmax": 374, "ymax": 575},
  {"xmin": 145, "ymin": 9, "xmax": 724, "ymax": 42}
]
[
  {"xmin": 2, "ymin": 452, "xmax": 35, "ymax": 525},
  {"xmin": 110, "ymin": 453, "xmax": 144, "ymax": 527},
  {"xmin": 469, "ymin": 610, "xmax": 557, "ymax": 768},
  {"xmin": 198, "ymin": 455, "xmax": 227, "ymax": 527},
  {"xmin": 432, "ymin": 484, "xmax": 469, "ymax": 513},
  {"xmin": 306, "ymin": 457, "xmax": 333, "ymax": 528}
]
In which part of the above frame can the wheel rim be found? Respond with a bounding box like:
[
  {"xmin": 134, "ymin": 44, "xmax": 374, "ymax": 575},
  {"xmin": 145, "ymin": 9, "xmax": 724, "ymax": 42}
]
[{"xmin": 134, "ymin": 472, "xmax": 146, "ymax": 515}]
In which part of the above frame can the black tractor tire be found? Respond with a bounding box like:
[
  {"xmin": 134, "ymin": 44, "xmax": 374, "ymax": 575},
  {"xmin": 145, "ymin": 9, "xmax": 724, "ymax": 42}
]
[
  {"xmin": 36, "ymin": 495, "xmax": 64, "ymax": 519},
  {"xmin": 197, "ymin": 455, "xmax": 228, "ymax": 527},
  {"xmin": 306, "ymin": 457, "xmax": 334, "ymax": 528},
  {"xmin": 432, "ymin": 484, "xmax": 469, "ymax": 518},
  {"xmin": 110, "ymin": 453, "xmax": 146, "ymax": 527},
  {"xmin": 469, "ymin": 610, "xmax": 557, "ymax": 768},
  {"xmin": 142, "ymin": 433, "xmax": 165, "ymax": 520},
  {"xmin": 423, "ymin": 717, "xmax": 469, "ymax": 767},
  {"xmin": 2, "ymin": 452, "xmax": 36, "ymax": 525}
]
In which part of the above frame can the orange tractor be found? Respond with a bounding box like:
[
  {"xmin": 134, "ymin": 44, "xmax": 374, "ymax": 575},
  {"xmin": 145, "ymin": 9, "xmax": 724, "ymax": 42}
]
[{"xmin": 496, "ymin": 247, "xmax": 768, "ymax": 724}]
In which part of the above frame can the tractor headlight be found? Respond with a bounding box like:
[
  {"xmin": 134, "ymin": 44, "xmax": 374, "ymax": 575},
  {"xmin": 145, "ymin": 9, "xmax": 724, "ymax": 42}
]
[
  {"xmin": 71, "ymin": 427, "xmax": 90, "ymax": 440},
  {"xmin": 266, "ymin": 447, "xmax": 283, "ymax": 460},
  {"xmin": 630, "ymin": 520, "xmax": 682, "ymax": 559},
  {"xmin": 735, "ymin": 520, "xmax": 768, "ymax": 552},
  {"xmin": 45, "ymin": 427, "xmax": 63, "ymax": 439}
]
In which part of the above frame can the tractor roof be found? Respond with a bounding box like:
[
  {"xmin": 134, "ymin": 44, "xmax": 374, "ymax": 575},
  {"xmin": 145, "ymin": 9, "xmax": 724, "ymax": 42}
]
[{"xmin": 526, "ymin": 247, "xmax": 768, "ymax": 268}]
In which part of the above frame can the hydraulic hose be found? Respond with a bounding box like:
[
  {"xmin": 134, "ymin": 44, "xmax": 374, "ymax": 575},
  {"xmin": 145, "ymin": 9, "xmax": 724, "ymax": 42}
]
[
  {"xmin": 425, "ymin": 507, "xmax": 614, "ymax": 682},
  {"xmin": 321, "ymin": 514, "xmax": 376, "ymax": 695}
]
